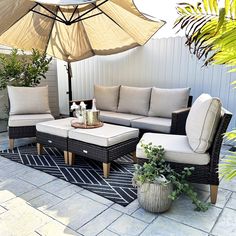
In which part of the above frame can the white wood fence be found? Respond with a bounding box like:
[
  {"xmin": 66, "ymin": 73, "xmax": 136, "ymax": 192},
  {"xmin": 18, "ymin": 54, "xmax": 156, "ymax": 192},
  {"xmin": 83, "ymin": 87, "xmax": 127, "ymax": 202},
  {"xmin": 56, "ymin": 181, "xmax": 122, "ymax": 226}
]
[{"xmin": 56, "ymin": 36, "xmax": 235, "ymax": 131}]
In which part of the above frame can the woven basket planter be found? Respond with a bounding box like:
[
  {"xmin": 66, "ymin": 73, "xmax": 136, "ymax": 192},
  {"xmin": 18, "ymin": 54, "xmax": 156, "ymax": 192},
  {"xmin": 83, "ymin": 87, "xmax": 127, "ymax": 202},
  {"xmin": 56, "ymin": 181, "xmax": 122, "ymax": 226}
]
[{"xmin": 137, "ymin": 182, "xmax": 173, "ymax": 213}]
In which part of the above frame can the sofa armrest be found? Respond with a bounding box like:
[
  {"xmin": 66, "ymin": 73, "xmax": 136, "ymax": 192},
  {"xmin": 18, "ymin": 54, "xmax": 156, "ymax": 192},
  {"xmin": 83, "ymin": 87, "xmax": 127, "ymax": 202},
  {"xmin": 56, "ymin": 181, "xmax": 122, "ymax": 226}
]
[
  {"xmin": 70, "ymin": 99, "xmax": 93, "ymax": 109},
  {"xmin": 170, "ymin": 107, "xmax": 191, "ymax": 135}
]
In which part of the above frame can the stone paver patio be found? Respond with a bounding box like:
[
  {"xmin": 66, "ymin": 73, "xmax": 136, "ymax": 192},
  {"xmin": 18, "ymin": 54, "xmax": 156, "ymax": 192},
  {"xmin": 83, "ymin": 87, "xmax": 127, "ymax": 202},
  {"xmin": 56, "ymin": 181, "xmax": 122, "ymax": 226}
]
[{"xmin": 0, "ymin": 132, "xmax": 236, "ymax": 236}]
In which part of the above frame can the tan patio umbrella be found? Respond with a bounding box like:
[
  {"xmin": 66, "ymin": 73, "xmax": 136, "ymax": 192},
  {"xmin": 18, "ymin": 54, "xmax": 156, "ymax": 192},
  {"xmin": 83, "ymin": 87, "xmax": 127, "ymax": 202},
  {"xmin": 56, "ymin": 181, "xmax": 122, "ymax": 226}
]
[{"xmin": 0, "ymin": 0, "xmax": 165, "ymax": 112}]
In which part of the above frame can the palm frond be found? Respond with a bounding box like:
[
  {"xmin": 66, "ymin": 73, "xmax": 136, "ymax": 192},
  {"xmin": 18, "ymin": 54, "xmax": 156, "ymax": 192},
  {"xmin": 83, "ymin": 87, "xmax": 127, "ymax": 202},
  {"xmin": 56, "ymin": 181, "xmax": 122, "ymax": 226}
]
[{"xmin": 175, "ymin": 0, "xmax": 236, "ymax": 71}]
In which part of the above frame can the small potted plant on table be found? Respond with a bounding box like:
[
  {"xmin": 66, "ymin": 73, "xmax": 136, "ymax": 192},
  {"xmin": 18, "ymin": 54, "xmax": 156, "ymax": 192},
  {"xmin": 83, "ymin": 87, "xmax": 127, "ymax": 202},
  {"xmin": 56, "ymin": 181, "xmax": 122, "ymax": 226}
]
[{"xmin": 133, "ymin": 142, "xmax": 209, "ymax": 213}]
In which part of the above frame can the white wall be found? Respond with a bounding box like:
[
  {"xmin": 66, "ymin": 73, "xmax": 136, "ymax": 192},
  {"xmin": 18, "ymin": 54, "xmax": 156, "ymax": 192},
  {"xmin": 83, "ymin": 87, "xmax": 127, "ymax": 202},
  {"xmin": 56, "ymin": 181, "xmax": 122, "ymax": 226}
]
[{"xmin": 57, "ymin": 36, "xmax": 236, "ymax": 130}]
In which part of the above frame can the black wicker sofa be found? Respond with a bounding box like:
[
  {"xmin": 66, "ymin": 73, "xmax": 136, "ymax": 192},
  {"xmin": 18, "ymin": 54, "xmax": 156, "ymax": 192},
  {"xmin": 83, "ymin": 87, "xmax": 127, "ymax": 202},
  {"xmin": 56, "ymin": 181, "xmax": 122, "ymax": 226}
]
[{"xmin": 71, "ymin": 85, "xmax": 193, "ymax": 136}]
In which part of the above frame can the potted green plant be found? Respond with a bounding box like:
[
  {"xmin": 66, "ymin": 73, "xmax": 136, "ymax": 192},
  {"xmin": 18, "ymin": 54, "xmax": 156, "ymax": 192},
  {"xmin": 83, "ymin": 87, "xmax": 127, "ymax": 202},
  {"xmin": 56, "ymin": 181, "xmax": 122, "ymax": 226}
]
[{"xmin": 133, "ymin": 142, "xmax": 209, "ymax": 213}]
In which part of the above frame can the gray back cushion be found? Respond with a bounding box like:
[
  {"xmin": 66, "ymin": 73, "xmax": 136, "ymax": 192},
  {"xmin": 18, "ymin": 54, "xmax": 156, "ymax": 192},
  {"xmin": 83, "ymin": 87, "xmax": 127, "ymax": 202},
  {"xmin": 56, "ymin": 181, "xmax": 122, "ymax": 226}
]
[
  {"xmin": 8, "ymin": 86, "xmax": 51, "ymax": 115},
  {"xmin": 186, "ymin": 94, "xmax": 222, "ymax": 153},
  {"xmin": 118, "ymin": 86, "xmax": 152, "ymax": 116},
  {"xmin": 148, "ymin": 87, "xmax": 191, "ymax": 118},
  {"xmin": 94, "ymin": 85, "xmax": 120, "ymax": 111}
]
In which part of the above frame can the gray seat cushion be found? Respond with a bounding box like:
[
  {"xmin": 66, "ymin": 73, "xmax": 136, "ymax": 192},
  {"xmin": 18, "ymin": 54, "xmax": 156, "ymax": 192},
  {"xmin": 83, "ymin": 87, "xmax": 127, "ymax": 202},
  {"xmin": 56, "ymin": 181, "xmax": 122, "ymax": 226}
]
[
  {"xmin": 69, "ymin": 123, "xmax": 139, "ymax": 147},
  {"xmin": 94, "ymin": 85, "xmax": 120, "ymax": 111},
  {"xmin": 148, "ymin": 87, "xmax": 191, "ymax": 118},
  {"xmin": 117, "ymin": 86, "xmax": 152, "ymax": 116},
  {"xmin": 8, "ymin": 86, "xmax": 51, "ymax": 115},
  {"xmin": 137, "ymin": 133, "xmax": 210, "ymax": 165},
  {"xmin": 8, "ymin": 114, "xmax": 54, "ymax": 127},
  {"xmin": 36, "ymin": 118, "xmax": 75, "ymax": 138},
  {"xmin": 186, "ymin": 94, "xmax": 222, "ymax": 153},
  {"xmin": 100, "ymin": 111, "xmax": 145, "ymax": 126},
  {"xmin": 131, "ymin": 117, "xmax": 171, "ymax": 133}
]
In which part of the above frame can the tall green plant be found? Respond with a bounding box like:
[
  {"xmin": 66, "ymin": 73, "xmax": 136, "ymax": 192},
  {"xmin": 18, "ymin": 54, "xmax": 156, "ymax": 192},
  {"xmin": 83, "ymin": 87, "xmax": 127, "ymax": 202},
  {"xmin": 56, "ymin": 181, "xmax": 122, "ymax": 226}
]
[
  {"xmin": 0, "ymin": 48, "xmax": 52, "ymax": 90},
  {"xmin": 175, "ymin": 0, "xmax": 236, "ymax": 180}
]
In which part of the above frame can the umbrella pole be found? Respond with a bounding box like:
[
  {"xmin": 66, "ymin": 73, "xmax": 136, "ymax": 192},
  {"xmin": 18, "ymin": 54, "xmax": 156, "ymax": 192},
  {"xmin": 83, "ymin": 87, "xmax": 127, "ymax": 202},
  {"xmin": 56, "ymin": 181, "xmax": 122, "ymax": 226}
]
[{"xmin": 66, "ymin": 61, "xmax": 73, "ymax": 117}]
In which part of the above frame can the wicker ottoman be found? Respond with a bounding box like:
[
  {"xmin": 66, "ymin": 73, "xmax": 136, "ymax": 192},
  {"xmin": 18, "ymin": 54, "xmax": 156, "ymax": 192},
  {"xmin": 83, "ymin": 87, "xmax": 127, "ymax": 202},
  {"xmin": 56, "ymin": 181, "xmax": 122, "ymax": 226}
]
[
  {"xmin": 68, "ymin": 124, "xmax": 139, "ymax": 178},
  {"xmin": 36, "ymin": 118, "xmax": 75, "ymax": 164}
]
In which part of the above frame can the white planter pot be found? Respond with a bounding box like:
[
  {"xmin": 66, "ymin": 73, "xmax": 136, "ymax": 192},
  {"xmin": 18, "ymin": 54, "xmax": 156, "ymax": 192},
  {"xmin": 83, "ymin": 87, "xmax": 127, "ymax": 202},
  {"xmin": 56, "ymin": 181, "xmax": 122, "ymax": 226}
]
[{"xmin": 137, "ymin": 182, "xmax": 173, "ymax": 213}]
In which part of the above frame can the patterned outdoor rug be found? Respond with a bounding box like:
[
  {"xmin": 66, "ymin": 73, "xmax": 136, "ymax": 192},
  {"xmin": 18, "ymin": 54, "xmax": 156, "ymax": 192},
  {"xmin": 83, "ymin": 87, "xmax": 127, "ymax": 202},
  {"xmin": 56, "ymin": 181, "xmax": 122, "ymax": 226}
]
[{"xmin": 0, "ymin": 144, "xmax": 137, "ymax": 206}]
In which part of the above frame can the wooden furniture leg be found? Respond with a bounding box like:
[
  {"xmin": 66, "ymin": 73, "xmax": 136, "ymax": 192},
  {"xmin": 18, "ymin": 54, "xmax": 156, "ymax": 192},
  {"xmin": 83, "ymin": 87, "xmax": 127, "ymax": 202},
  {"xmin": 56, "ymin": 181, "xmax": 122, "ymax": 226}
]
[
  {"xmin": 103, "ymin": 163, "xmax": 111, "ymax": 178},
  {"xmin": 132, "ymin": 151, "xmax": 137, "ymax": 163},
  {"xmin": 9, "ymin": 139, "xmax": 14, "ymax": 150},
  {"xmin": 64, "ymin": 151, "xmax": 69, "ymax": 164},
  {"xmin": 37, "ymin": 143, "xmax": 43, "ymax": 155},
  {"xmin": 210, "ymin": 185, "xmax": 218, "ymax": 204},
  {"xmin": 68, "ymin": 152, "xmax": 75, "ymax": 165}
]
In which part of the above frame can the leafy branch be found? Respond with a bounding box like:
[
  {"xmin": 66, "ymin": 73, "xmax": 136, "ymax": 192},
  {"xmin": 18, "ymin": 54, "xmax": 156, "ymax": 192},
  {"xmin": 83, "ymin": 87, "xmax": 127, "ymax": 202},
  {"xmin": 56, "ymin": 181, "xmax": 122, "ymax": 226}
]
[{"xmin": 0, "ymin": 48, "xmax": 52, "ymax": 90}]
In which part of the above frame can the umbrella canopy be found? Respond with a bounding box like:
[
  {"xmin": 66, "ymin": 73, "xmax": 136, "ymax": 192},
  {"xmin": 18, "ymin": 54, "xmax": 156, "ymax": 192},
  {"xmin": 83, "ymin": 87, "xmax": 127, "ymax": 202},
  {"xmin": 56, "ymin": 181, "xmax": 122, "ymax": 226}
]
[{"xmin": 0, "ymin": 0, "xmax": 165, "ymax": 62}]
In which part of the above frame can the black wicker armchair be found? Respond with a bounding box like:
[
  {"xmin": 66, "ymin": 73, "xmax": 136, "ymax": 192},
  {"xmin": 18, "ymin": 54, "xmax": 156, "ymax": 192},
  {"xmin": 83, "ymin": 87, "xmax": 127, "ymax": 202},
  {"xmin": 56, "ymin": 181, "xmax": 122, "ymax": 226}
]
[{"xmin": 137, "ymin": 108, "xmax": 232, "ymax": 204}]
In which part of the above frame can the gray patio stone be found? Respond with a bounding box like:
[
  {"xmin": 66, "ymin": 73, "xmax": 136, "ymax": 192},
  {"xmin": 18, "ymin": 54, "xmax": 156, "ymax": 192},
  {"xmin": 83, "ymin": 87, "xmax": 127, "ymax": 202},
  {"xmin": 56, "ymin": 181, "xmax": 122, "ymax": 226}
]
[
  {"xmin": 108, "ymin": 214, "xmax": 147, "ymax": 236},
  {"xmin": 231, "ymin": 192, "xmax": 236, "ymax": 198},
  {"xmin": 17, "ymin": 168, "xmax": 56, "ymax": 186},
  {"xmin": 163, "ymin": 195, "xmax": 222, "ymax": 232},
  {"xmin": 0, "ymin": 198, "xmax": 51, "ymax": 236},
  {"xmin": 140, "ymin": 216, "xmax": 208, "ymax": 236},
  {"xmin": 132, "ymin": 208, "xmax": 158, "ymax": 223},
  {"xmin": 0, "ymin": 178, "xmax": 36, "ymax": 203},
  {"xmin": 20, "ymin": 188, "xmax": 47, "ymax": 202},
  {"xmin": 111, "ymin": 199, "xmax": 140, "ymax": 215},
  {"xmin": 212, "ymin": 208, "xmax": 236, "ymax": 235},
  {"xmin": 78, "ymin": 208, "xmax": 122, "ymax": 236},
  {"xmin": 40, "ymin": 178, "xmax": 83, "ymax": 199},
  {"xmin": 98, "ymin": 229, "xmax": 119, "ymax": 236},
  {"xmin": 208, "ymin": 188, "xmax": 232, "ymax": 208},
  {"xmin": 226, "ymin": 197, "xmax": 236, "ymax": 210},
  {"xmin": 79, "ymin": 189, "xmax": 114, "ymax": 206},
  {"xmin": 219, "ymin": 177, "xmax": 236, "ymax": 192},
  {"xmin": 191, "ymin": 183, "xmax": 210, "ymax": 192},
  {"xmin": 28, "ymin": 192, "xmax": 63, "ymax": 210},
  {"xmin": 36, "ymin": 220, "xmax": 82, "ymax": 236},
  {"xmin": 43, "ymin": 193, "xmax": 108, "ymax": 230}
]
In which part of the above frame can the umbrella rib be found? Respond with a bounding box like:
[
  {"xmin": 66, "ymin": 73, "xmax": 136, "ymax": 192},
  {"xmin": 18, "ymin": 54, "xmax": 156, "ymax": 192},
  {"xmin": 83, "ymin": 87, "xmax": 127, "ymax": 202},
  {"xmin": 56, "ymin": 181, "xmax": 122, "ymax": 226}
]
[
  {"xmin": 58, "ymin": 6, "xmax": 68, "ymax": 22},
  {"xmin": 0, "ymin": 3, "xmax": 38, "ymax": 37},
  {"xmin": 44, "ymin": 7, "xmax": 59, "ymax": 55},
  {"xmin": 31, "ymin": 9, "xmax": 64, "ymax": 24},
  {"xmin": 74, "ymin": 12, "xmax": 103, "ymax": 22},
  {"xmin": 37, "ymin": 3, "xmax": 66, "ymax": 23},
  {"xmin": 70, "ymin": 0, "xmax": 108, "ymax": 24}
]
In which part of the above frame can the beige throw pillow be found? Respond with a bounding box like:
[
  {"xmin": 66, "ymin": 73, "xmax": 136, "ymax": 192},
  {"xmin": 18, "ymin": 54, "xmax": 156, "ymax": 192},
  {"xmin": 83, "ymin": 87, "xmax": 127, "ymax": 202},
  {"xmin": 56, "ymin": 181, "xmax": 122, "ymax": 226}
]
[
  {"xmin": 118, "ymin": 86, "xmax": 152, "ymax": 116},
  {"xmin": 186, "ymin": 94, "xmax": 222, "ymax": 153},
  {"xmin": 94, "ymin": 85, "xmax": 120, "ymax": 111},
  {"xmin": 148, "ymin": 87, "xmax": 191, "ymax": 118},
  {"xmin": 8, "ymin": 86, "xmax": 51, "ymax": 115}
]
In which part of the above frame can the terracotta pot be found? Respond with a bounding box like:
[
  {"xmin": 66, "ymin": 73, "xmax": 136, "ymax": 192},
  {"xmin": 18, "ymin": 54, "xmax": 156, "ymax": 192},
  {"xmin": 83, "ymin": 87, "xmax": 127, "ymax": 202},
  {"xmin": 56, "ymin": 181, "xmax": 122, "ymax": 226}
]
[{"xmin": 137, "ymin": 182, "xmax": 173, "ymax": 213}]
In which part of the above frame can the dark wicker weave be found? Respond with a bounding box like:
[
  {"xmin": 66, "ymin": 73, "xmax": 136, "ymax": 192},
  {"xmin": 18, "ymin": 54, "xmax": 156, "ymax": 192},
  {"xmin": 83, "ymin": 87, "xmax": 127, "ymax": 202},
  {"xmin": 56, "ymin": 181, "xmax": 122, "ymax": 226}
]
[
  {"xmin": 9, "ymin": 126, "xmax": 36, "ymax": 139},
  {"xmin": 138, "ymin": 109, "xmax": 232, "ymax": 200},
  {"xmin": 36, "ymin": 131, "xmax": 68, "ymax": 151},
  {"xmin": 68, "ymin": 138, "xmax": 139, "ymax": 163}
]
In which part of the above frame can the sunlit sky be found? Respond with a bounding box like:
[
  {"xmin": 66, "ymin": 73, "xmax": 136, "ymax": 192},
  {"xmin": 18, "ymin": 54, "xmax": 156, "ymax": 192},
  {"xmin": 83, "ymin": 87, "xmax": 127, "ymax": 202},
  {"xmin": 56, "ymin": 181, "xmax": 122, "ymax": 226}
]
[{"xmin": 134, "ymin": 0, "xmax": 200, "ymax": 38}]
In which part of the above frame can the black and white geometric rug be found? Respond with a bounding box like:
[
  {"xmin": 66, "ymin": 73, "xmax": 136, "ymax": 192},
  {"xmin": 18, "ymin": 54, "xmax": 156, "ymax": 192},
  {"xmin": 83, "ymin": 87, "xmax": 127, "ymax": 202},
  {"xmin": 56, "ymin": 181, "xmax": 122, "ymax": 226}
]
[{"xmin": 0, "ymin": 144, "xmax": 137, "ymax": 206}]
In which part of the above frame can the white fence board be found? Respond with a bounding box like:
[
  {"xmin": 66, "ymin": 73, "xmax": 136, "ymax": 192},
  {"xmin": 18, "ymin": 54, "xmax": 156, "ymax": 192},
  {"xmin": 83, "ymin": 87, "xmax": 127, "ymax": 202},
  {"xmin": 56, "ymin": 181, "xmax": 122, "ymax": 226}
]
[{"xmin": 57, "ymin": 36, "xmax": 236, "ymax": 130}]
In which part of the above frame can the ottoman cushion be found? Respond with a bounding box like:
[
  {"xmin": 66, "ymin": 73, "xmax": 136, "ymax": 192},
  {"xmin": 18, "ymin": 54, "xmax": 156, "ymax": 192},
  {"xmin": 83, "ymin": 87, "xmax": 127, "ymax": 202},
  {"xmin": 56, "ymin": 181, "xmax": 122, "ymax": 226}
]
[
  {"xmin": 69, "ymin": 123, "xmax": 139, "ymax": 147},
  {"xmin": 36, "ymin": 118, "xmax": 75, "ymax": 138},
  {"xmin": 137, "ymin": 133, "xmax": 210, "ymax": 165},
  {"xmin": 9, "ymin": 114, "xmax": 54, "ymax": 127}
]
